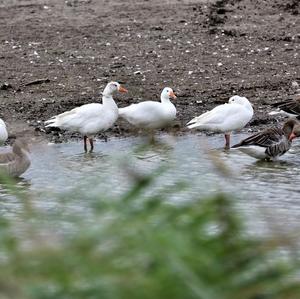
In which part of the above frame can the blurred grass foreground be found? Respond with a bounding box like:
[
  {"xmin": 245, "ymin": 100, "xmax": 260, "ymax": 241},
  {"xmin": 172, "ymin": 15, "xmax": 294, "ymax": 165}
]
[{"xmin": 0, "ymin": 167, "xmax": 300, "ymax": 299}]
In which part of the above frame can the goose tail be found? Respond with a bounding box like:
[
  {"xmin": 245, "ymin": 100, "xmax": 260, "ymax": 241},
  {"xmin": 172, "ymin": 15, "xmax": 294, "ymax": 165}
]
[
  {"xmin": 44, "ymin": 117, "xmax": 58, "ymax": 127},
  {"xmin": 268, "ymin": 110, "xmax": 281, "ymax": 116}
]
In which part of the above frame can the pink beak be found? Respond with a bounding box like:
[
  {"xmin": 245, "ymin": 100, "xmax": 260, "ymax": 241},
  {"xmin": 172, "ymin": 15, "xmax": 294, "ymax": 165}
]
[
  {"xmin": 118, "ymin": 86, "xmax": 128, "ymax": 93},
  {"xmin": 169, "ymin": 91, "xmax": 177, "ymax": 99}
]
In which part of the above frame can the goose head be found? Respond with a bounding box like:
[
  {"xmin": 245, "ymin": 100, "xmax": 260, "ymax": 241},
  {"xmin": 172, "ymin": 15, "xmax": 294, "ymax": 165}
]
[
  {"xmin": 291, "ymin": 81, "xmax": 299, "ymax": 93},
  {"xmin": 161, "ymin": 87, "xmax": 177, "ymax": 102},
  {"xmin": 291, "ymin": 125, "xmax": 300, "ymax": 141},
  {"xmin": 102, "ymin": 82, "xmax": 128, "ymax": 97},
  {"xmin": 229, "ymin": 95, "xmax": 249, "ymax": 105},
  {"xmin": 229, "ymin": 95, "xmax": 253, "ymax": 111},
  {"xmin": 284, "ymin": 119, "xmax": 300, "ymax": 141}
]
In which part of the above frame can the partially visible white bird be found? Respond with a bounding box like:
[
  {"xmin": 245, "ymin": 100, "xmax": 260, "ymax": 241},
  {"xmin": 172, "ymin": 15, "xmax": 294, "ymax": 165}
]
[
  {"xmin": 291, "ymin": 81, "xmax": 300, "ymax": 93},
  {"xmin": 45, "ymin": 82, "xmax": 128, "ymax": 151},
  {"xmin": 0, "ymin": 138, "xmax": 30, "ymax": 177},
  {"xmin": 0, "ymin": 119, "xmax": 8, "ymax": 145},
  {"xmin": 187, "ymin": 95, "xmax": 253, "ymax": 148},
  {"xmin": 118, "ymin": 87, "xmax": 177, "ymax": 130}
]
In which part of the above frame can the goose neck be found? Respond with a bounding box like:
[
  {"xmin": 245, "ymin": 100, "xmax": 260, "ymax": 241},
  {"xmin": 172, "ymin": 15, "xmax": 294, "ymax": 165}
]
[
  {"xmin": 161, "ymin": 97, "xmax": 172, "ymax": 105},
  {"xmin": 102, "ymin": 94, "xmax": 117, "ymax": 107}
]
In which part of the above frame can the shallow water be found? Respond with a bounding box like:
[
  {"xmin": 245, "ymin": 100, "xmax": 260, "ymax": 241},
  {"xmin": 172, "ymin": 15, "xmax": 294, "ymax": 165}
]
[{"xmin": 1, "ymin": 133, "xmax": 300, "ymax": 236}]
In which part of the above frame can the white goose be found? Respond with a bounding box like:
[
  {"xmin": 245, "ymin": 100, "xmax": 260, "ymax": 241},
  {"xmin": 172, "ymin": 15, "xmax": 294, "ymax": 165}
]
[
  {"xmin": 232, "ymin": 119, "xmax": 300, "ymax": 160},
  {"xmin": 45, "ymin": 82, "xmax": 128, "ymax": 151},
  {"xmin": 187, "ymin": 95, "xmax": 253, "ymax": 148},
  {"xmin": 0, "ymin": 118, "xmax": 8, "ymax": 145},
  {"xmin": 118, "ymin": 87, "xmax": 177, "ymax": 129},
  {"xmin": 0, "ymin": 139, "xmax": 30, "ymax": 177}
]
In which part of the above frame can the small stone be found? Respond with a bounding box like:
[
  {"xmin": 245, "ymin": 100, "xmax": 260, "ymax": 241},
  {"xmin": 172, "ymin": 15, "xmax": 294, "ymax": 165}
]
[{"xmin": 0, "ymin": 83, "xmax": 13, "ymax": 90}]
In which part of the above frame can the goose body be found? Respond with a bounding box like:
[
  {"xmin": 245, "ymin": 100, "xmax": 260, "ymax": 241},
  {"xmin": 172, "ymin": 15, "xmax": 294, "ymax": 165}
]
[
  {"xmin": 269, "ymin": 81, "xmax": 300, "ymax": 118},
  {"xmin": 232, "ymin": 119, "xmax": 300, "ymax": 160},
  {"xmin": 46, "ymin": 103, "xmax": 118, "ymax": 135},
  {"xmin": 269, "ymin": 94, "xmax": 300, "ymax": 119},
  {"xmin": 187, "ymin": 96, "xmax": 253, "ymax": 148},
  {"xmin": 119, "ymin": 87, "xmax": 176, "ymax": 129},
  {"xmin": 0, "ymin": 139, "xmax": 30, "ymax": 177},
  {"xmin": 45, "ymin": 82, "xmax": 127, "ymax": 151},
  {"xmin": 0, "ymin": 119, "xmax": 8, "ymax": 144}
]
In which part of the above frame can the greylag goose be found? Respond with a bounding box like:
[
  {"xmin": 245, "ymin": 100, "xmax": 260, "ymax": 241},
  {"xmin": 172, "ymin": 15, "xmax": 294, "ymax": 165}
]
[
  {"xmin": 45, "ymin": 82, "xmax": 128, "ymax": 152},
  {"xmin": 187, "ymin": 95, "xmax": 253, "ymax": 148},
  {"xmin": 269, "ymin": 94, "xmax": 300, "ymax": 119},
  {"xmin": 0, "ymin": 139, "xmax": 30, "ymax": 177},
  {"xmin": 269, "ymin": 81, "xmax": 300, "ymax": 118},
  {"xmin": 0, "ymin": 118, "xmax": 8, "ymax": 145},
  {"xmin": 118, "ymin": 87, "xmax": 177, "ymax": 129},
  {"xmin": 232, "ymin": 119, "xmax": 300, "ymax": 160}
]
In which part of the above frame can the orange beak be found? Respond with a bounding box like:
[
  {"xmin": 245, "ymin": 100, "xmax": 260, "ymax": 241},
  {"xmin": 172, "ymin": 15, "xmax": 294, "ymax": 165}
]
[
  {"xmin": 289, "ymin": 131, "xmax": 297, "ymax": 141},
  {"xmin": 118, "ymin": 86, "xmax": 128, "ymax": 93},
  {"xmin": 169, "ymin": 91, "xmax": 177, "ymax": 99}
]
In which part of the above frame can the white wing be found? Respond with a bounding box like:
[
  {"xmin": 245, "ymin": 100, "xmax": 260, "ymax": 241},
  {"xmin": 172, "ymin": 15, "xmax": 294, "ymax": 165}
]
[
  {"xmin": 45, "ymin": 103, "xmax": 118, "ymax": 134},
  {"xmin": 119, "ymin": 101, "xmax": 175, "ymax": 128},
  {"xmin": 45, "ymin": 103, "xmax": 102, "ymax": 127},
  {"xmin": 187, "ymin": 103, "xmax": 253, "ymax": 132}
]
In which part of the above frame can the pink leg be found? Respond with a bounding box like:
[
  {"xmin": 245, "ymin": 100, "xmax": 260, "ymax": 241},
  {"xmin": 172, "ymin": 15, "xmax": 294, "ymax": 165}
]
[
  {"xmin": 89, "ymin": 137, "xmax": 94, "ymax": 152},
  {"xmin": 224, "ymin": 134, "xmax": 230, "ymax": 149}
]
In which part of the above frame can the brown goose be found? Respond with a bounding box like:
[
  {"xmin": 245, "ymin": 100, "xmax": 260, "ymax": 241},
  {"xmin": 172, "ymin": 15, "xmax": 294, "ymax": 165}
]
[
  {"xmin": 269, "ymin": 81, "xmax": 300, "ymax": 119},
  {"xmin": 0, "ymin": 139, "xmax": 31, "ymax": 177},
  {"xmin": 232, "ymin": 119, "xmax": 300, "ymax": 160},
  {"xmin": 269, "ymin": 94, "xmax": 300, "ymax": 119}
]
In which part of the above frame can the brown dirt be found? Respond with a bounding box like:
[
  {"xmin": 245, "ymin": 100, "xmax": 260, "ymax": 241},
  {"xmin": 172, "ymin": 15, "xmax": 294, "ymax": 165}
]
[{"xmin": 0, "ymin": 0, "xmax": 299, "ymax": 143}]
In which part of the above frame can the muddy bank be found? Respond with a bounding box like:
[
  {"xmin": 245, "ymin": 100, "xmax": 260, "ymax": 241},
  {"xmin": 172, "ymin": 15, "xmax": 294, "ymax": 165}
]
[{"xmin": 0, "ymin": 0, "xmax": 299, "ymax": 143}]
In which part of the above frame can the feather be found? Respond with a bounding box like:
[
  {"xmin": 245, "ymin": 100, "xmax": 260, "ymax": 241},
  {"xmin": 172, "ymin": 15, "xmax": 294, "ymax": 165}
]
[{"xmin": 232, "ymin": 119, "xmax": 300, "ymax": 159}]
